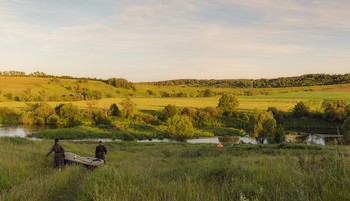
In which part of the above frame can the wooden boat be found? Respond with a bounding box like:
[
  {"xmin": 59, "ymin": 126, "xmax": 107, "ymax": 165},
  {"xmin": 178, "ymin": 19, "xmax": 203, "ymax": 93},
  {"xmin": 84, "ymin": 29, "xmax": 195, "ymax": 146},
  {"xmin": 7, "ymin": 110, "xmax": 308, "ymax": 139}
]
[{"xmin": 64, "ymin": 152, "xmax": 104, "ymax": 168}]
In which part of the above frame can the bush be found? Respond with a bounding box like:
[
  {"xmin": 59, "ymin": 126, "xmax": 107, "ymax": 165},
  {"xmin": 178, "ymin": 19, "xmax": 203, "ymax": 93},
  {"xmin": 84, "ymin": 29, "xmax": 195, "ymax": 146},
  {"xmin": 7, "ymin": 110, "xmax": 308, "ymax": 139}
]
[
  {"xmin": 293, "ymin": 101, "xmax": 309, "ymax": 118},
  {"xmin": 47, "ymin": 115, "xmax": 60, "ymax": 125},
  {"xmin": 0, "ymin": 107, "xmax": 20, "ymax": 124},
  {"xmin": 202, "ymin": 127, "xmax": 244, "ymax": 136},
  {"xmin": 21, "ymin": 112, "xmax": 34, "ymax": 125},
  {"xmin": 161, "ymin": 104, "xmax": 178, "ymax": 121},
  {"xmin": 270, "ymin": 125, "xmax": 286, "ymax": 144},
  {"xmin": 167, "ymin": 114, "xmax": 194, "ymax": 141},
  {"xmin": 194, "ymin": 129, "xmax": 214, "ymax": 137},
  {"xmin": 133, "ymin": 113, "xmax": 157, "ymax": 124},
  {"xmin": 33, "ymin": 117, "xmax": 45, "ymax": 125},
  {"xmin": 92, "ymin": 110, "xmax": 111, "ymax": 126},
  {"xmin": 121, "ymin": 133, "xmax": 136, "ymax": 141}
]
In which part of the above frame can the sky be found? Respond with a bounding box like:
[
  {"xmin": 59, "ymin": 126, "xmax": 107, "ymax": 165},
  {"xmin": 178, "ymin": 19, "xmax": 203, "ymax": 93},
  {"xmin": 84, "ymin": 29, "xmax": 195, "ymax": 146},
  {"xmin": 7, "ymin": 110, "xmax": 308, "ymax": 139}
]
[{"xmin": 0, "ymin": 0, "xmax": 350, "ymax": 82}]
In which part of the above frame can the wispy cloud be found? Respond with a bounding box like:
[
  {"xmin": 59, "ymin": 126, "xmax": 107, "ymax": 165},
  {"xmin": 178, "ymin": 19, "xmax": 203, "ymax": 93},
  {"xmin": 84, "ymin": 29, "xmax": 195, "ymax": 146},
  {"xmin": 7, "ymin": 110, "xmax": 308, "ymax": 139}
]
[
  {"xmin": 1, "ymin": 0, "xmax": 349, "ymax": 81},
  {"xmin": 221, "ymin": 0, "xmax": 350, "ymax": 29}
]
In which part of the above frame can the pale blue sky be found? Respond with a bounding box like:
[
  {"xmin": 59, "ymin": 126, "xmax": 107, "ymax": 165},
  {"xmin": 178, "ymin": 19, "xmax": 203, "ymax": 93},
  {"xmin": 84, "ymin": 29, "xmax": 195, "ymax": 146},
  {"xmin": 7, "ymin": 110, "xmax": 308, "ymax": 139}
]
[{"xmin": 1, "ymin": 0, "xmax": 349, "ymax": 82}]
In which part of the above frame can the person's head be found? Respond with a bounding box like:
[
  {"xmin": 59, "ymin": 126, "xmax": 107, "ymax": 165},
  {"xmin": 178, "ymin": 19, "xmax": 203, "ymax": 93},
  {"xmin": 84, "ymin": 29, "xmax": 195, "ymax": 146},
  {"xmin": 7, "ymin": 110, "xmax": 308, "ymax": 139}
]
[
  {"xmin": 54, "ymin": 138, "xmax": 59, "ymax": 144},
  {"xmin": 98, "ymin": 140, "xmax": 102, "ymax": 144}
]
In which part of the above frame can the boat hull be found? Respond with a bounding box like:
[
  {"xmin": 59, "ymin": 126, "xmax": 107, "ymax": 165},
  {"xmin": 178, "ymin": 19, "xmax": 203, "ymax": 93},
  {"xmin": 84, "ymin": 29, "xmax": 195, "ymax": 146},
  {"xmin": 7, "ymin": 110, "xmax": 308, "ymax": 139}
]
[{"xmin": 64, "ymin": 152, "xmax": 104, "ymax": 168}]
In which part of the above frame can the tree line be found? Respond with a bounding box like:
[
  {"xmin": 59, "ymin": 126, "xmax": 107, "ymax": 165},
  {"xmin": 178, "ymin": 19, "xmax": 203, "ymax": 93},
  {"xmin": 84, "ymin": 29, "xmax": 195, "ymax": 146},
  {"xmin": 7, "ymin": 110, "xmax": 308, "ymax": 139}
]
[
  {"xmin": 2, "ymin": 94, "xmax": 350, "ymax": 143},
  {"xmin": 2, "ymin": 71, "xmax": 350, "ymax": 89},
  {"xmin": 0, "ymin": 70, "xmax": 103, "ymax": 80},
  {"xmin": 141, "ymin": 73, "xmax": 350, "ymax": 88}
]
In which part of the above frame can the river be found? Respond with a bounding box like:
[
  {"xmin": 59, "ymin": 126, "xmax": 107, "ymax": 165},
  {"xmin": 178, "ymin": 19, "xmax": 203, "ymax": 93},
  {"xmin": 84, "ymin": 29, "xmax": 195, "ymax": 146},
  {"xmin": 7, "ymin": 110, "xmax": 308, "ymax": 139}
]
[
  {"xmin": 0, "ymin": 125, "xmax": 331, "ymax": 145},
  {"xmin": 0, "ymin": 125, "xmax": 48, "ymax": 137}
]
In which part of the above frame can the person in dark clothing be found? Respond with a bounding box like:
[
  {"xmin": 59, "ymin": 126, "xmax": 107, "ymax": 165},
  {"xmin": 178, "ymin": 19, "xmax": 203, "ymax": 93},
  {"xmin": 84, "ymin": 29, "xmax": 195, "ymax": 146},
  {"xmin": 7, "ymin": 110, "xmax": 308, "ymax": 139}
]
[
  {"xmin": 95, "ymin": 140, "xmax": 107, "ymax": 163},
  {"xmin": 46, "ymin": 138, "xmax": 65, "ymax": 170}
]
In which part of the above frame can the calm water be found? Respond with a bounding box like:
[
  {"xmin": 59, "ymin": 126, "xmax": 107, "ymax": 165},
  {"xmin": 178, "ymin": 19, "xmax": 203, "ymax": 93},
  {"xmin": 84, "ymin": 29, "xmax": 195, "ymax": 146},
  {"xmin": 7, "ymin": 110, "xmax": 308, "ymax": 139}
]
[
  {"xmin": 0, "ymin": 125, "xmax": 48, "ymax": 137},
  {"xmin": 0, "ymin": 125, "xmax": 329, "ymax": 145}
]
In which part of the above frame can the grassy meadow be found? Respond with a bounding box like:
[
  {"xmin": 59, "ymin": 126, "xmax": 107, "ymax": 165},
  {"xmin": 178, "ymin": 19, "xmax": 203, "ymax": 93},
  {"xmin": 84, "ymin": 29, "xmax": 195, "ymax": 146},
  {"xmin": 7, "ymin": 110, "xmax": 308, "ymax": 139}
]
[
  {"xmin": 2, "ymin": 76, "xmax": 348, "ymax": 98},
  {"xmin": 1, "ymin": 137, "xmax": 350, "ymax": 201},
  {"xmin": 1, "ymin": 76, "xmax": 350, "ymax": 113},
  {"xmin": 2, "ymin": 90, "xmax": 350, "ymax": 113},
  {"xmin": 0, "ymin": 76, "xmax": 128, "ymax": 99}
]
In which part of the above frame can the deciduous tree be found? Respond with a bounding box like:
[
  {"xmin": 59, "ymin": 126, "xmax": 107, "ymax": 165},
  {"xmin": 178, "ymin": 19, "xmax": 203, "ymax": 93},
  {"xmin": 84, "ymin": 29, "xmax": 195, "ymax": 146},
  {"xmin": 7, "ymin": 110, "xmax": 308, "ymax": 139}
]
[
  {"xmin": 109, "ymin": 103, "xmax": 121, "ymax": 117},
  {"xmin": 271, "ymin": 125, "xmax": 286, "ymax": 143},
  {"xmin": 120, "ymin": 98, "xmax": 137, "ymax": 118},
  {"xmin": 161, "ymin": 104, "xmax": 179, "ymax": 120},
  {"xmin": 245, "ymin": 110, "xmax": 276, "ymax": 143},
  {"xmin": 217, "ymin": 94, "xmax": 239, "ymax": 114},
  {"xmin": 293, "ymin": 101, "xmax": 309, "ymax": 118},
  {"xmin": 55, "ymin": 103, "xmax": 82, "ymax": 126},
  {"xmin": 322, "ymin": 100, "xmax": 350, "ymax": 122},
  {"xmin": 167, "ymin": 114, "xmax": 194, "ymax": 141}
]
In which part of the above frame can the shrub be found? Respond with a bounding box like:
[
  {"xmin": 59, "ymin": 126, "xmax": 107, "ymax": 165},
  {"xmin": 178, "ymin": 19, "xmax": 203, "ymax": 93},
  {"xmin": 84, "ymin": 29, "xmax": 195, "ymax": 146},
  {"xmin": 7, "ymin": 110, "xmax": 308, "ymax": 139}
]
[
  {"xmin": 293, "ymin": 101, "xmax": 309, "ymax": 118},
  {"xmin": 121, "ymin": 133, "xmax": 136, "ymax": 141},
  {"xmin": 120, "ymin": 98, "xmax": 137, "ymax": 118},
  {"xmin": 92, "ymin": 109, "xmax": 111, "ymax": 126},
  {"xmin": 270, "ymin": 125, "xmax": 286, "ymax": 144},
  {"xmin": 167, "ymin": 114, "xmax": 194, "ymax": 141},
  {"xmin": 217, "ymin": 94, "xmax": 239, "ymax": 113},
  {"xmin": 194, "ymin": 129, "xmax": 215, "ymax": 137},
  {"xmin": 47, "ymin": 115, "xmax": 60, "ymax": 125},
  {"xmin": 161, "ymin": 104, "xmax": 178, "ymax": 121},
  {"xmin": 0, "ymin": 107, "xmax": 20, "ymax": 124}
]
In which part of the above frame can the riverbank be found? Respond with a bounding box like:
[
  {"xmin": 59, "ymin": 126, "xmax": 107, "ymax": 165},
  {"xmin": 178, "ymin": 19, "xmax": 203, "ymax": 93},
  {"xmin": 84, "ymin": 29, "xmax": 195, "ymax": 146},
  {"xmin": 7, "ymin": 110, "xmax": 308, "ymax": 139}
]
[
  {"xmin": 1, "ymin": 124, "xmax": 341, "ymax": 145},
  {"xmin": 1, "ymin": 137, "xmax": 350, "ymax": 200}
]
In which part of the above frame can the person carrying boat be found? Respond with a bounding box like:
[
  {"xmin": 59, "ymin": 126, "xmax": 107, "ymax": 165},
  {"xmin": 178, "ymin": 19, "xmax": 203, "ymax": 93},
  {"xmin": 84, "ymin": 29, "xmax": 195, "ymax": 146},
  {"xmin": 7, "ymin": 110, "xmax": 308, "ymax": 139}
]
[
  {"xmin": 95, "ymin": 140, "xmax": 107, "ymax": 164},
  {"xmin": 46, "ymin": 138, "xmax": 65, "ymax": 170}
]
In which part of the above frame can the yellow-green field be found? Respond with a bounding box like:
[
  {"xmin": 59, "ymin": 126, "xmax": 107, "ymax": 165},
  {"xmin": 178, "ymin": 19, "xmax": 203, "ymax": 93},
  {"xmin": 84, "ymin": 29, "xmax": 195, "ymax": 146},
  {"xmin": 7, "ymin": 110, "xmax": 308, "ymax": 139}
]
[
  {"xmin": 0, "ymin": 97, "xmax": 299, "ymax": 112},
  {"xmin": 2, "ymin": 76, "xmax": 350, "ymax": 98},
  {"xmin": 0, "ymin": 76, "xmax": 130, "ymax": 98},
  {"xmin": 1, "ymin": 76, "xmax": 350, "ymax": 112},
  {"xmin": 1, "ymin": 91, "xmax": 350, "ymax": 113}
]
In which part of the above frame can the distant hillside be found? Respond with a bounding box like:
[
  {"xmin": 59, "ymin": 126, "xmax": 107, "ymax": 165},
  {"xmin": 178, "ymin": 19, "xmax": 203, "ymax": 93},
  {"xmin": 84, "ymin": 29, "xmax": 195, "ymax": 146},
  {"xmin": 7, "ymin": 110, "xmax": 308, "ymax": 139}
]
[
  {"xmin": 140, "ymin": 73, "xmax": 350, "ymax": 88},
  {"xmin": 2, "ymin": 70, "xmax": 350, "ymax": 88},
  {"xmin": 0, "ymin": 76, "xmax": 133, "ymax": 102},
  {"xmin": 1, "ymin": 71, "xmax": 350, "ymax": 102}
]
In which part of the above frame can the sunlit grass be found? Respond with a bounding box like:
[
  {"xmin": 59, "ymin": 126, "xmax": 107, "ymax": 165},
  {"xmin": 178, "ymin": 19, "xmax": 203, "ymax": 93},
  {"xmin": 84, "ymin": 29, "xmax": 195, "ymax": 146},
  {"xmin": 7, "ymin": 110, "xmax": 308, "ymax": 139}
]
[
  {"xmin": 1, "ymin": 138, "xmax": 350, "ymax": 200},
  {"xmin": 1, "ymin": 94, "xmax": 346, "ymax": 113},
  {"xmin": 1, "ymin": 76, "xmax": 350, "ymax": 113}
]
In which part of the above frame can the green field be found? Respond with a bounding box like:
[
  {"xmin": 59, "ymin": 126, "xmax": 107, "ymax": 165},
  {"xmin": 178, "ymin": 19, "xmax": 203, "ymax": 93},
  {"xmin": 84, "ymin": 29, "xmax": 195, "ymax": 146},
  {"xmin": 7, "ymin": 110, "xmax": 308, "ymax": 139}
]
[
  {"xmin": 1, "ymin": 76, "xmax": 350, "ymax": 112},
  {"xmin": 2, "ymin": 90, "xmax": 350, "ymax": 112},
  {"xmin": 1, "ymin": 138, "xmax": 350, "ymax": 201},
  {"xmin": 0, "ymin": 76, "xmax": 129, "ymax": 99},
  {"xmin": 1, "ymin": 76, "xmax": 350, "ymax": 114},
  {"xmin": 2, "ymin": 76, "xmax": 347, "ymax": 98}
]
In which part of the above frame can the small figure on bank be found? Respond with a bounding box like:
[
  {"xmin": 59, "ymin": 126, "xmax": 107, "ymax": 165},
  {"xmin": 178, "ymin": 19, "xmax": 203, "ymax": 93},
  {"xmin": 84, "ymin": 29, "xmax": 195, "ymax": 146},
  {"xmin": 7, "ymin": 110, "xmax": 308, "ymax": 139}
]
[
  {"xmin": 46, "ymin": 138, "xmax": 65, "ymax": 170},
  {"xmin": 95, "ymin": 140, "xmax": 107, "ymax": 164}
]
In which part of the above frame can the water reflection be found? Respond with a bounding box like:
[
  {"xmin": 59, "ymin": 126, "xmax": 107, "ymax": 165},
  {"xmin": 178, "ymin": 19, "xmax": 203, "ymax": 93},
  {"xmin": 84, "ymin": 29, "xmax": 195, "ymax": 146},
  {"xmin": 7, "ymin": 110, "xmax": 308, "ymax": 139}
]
[
  {"xmin": 0, "ymin": 125, "xmax": 332, "ymax": 146},
  {"xmin": 187, "ymin": 137, "xmax": 220, "ymax": 144},
  {"xmin": 0, "ymin": 125, "xmax": 49, "ymax": 137}
]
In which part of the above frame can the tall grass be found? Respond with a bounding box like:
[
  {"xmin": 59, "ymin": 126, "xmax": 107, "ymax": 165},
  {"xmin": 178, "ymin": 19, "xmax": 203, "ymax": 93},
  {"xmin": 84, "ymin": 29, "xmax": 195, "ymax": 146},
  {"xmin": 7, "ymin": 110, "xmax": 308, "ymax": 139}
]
[
  {"xmin": 1, "ymin": 139, "xmax": 350, "ymax": 200},
  {"xmin": 29, "ymin": 125, "xmax": 171, "ymax": 140}
]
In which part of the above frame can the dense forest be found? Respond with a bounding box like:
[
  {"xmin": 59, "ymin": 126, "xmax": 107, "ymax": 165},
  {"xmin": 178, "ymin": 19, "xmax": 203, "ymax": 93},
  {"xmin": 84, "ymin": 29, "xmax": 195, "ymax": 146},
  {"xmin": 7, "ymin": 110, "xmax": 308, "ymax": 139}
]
[{"xmin": 141, "ymin": 73, "xmax": 350, "ymax": 88}]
